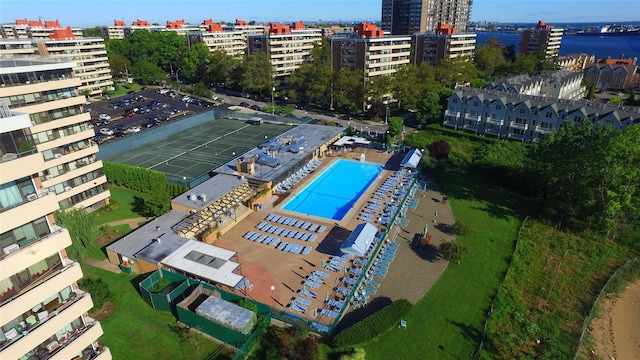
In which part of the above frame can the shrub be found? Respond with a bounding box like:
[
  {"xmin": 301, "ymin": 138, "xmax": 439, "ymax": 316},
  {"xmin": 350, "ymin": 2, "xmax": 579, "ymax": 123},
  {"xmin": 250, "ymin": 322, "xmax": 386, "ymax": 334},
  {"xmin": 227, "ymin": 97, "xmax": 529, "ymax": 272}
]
[
  {"xmin": 332, "ymin": 299, "xmax": 412, "ymax": 347},
  {"xmin": 451, "ymin": 221, "xmax": 473, "ymax": 235},
  {"xmin": 339, "ymin": 348, "xmax": 366, "ymax": 360},
  {"xmin": 151, "ymin": 277, "xmax": 172, "ymax": 293},
  {"xmin": 438, "ymin": 241, "xmax": 468, "ymax": 262},
  {"xmin": 427, "ymin": 139, "xmax": 451, "ymax": 160},
  {"xmin": 78, "ymin": 278, "xmax": 113, "ymax": 310}
]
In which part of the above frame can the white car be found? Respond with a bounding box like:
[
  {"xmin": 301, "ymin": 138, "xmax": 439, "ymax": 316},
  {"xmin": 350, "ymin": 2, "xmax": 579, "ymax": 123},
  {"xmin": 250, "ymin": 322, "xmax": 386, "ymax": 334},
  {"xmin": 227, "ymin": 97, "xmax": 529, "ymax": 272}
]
[
  {"xmin": 99, "ymin": 114, "xmax": 111, "ymax": 121},
  {"xmin": 99, "ymin": 128, "xmax": 114, "ymax": 136},
  {"xmin": 181, "ymin": 96, "xmax": 191, "ymax": 102},
  {"xmin": 127, "ymin": 126, "xmax": 141, "ymax": 133}
]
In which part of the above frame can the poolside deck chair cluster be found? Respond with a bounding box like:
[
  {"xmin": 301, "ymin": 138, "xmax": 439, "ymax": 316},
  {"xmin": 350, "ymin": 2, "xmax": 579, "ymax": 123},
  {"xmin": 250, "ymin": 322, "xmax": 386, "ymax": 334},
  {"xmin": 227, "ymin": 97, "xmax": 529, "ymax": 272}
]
[
  {"xmin": 242, "ymin": 231, "xmax": 280, "ymax": 246},
  {"xmin": 367, "ymin": 241, "xmax": 399, "ymax": 279},
  {"xmin": 274, "ymin": 159, "xmax": 322, "ymax": 194},
  {"xmin": 235, "ymin": 278, "xmax": 253, "ymax": 291},
  {"xmin": 406, "ymin": 197, "xmax": 420, "ymax": 210},
  {"xmin": 359, "ymin": 200, "xmax": 382, "ymax": 222},
  {"xmin": 310, "ymin": 321, "xmax": 330, "ymax": 333},
  {"xmin": 264, "ymin": 214, "xmax": 325, "ymax": 234},
  {"xmin": 275, "ymin": 241, "xmax": 312, "ymax": 255}
]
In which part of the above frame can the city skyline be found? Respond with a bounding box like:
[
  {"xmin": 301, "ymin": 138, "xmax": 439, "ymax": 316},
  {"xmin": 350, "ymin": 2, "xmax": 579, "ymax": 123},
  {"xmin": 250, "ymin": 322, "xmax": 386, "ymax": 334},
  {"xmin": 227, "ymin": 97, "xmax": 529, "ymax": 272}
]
[{"xmin": 0, "ymin": 0, "xmax": 638, "ymax": 28}]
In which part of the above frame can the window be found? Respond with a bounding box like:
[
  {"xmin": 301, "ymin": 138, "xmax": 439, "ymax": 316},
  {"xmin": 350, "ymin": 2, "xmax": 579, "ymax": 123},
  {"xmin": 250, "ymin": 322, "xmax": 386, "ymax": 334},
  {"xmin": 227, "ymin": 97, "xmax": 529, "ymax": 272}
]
[{"xmin": 546, "ymin": 112, "xmax": 552, "ymax": 118}]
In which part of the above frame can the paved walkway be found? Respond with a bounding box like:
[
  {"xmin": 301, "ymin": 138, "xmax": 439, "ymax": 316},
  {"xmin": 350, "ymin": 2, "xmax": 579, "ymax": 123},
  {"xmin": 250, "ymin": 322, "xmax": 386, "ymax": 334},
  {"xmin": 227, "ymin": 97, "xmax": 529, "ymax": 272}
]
[
  {"xmin": 103, "ymin": 217, "xmax": 150, "ymax": 229},
  {"xmin": 373, "ymin": 171, "xmax": 454, "ymax": 304},
  {"xmin": 83, "ymin": 257, "xmax": 122, "ymax": 274}
]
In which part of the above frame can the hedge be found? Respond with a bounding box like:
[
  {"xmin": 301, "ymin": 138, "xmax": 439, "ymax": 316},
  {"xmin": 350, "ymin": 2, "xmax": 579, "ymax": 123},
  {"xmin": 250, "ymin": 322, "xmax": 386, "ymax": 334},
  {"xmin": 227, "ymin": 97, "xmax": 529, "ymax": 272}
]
[
  {"xmin": 103, "ymin": 161, "xmax": 187, "ymax": 196},
  {"xmin": 332, "ymin": 299, "xmax": 412, "ymax": 347}
]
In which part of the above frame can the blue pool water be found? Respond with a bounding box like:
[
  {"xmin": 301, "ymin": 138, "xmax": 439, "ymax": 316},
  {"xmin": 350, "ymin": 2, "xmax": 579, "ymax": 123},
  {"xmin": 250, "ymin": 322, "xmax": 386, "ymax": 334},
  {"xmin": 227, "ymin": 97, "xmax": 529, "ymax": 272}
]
[{"xmin": 282, "ymin": 159, "xmax": 383, "ymax": 221}]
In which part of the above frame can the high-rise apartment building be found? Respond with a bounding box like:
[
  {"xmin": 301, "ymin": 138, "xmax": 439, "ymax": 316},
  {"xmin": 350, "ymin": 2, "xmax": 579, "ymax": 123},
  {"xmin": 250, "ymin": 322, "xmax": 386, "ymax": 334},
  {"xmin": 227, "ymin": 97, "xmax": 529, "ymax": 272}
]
[
  {"xmin": 330, "ymin": 22, "xmax": 411, "ymax": 81},
  {"xmin": 247, "ymin": 22, "xmax": 322, "ymax": 78},
  {"xmin": 0, "ymin": 57, "xmax": 110, "ymax": 359},
  {"xmin": 188, "ymin": 19, "xmax": 246, "ymax": 56},
  {"xmin": 520, "ymin": 21, "xmax": 563, "ymax": 59},
  {"xmin": 382, "ymin": 0, "xmax": 473, "ymax": 35},
  {"xmin": 412, "ymin": 23, "xmax": 476, "ymax": 65},
  {"xmin": 0, "ymin": 29, "xmax": 114, "ymax": 97},
  {"xmin": 1, "ymin": 19, "xmax": 83, "ymax": 40}
]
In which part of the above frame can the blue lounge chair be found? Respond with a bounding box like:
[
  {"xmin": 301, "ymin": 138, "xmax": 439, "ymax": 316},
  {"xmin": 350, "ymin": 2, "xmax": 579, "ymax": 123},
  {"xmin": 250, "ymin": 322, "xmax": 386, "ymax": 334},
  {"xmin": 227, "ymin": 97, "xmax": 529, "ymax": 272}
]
[
  {"xmin": 294, "ymin": 297, "xmax": 312, "ymax": 306},
  {"xmin": 250, "ymin": 233, "xmax": 261, "ymax": 241},
  {"xmin": 300, "ymin": 289, "xmax": 317, "ymax": 298},
  {"xmin": 295, "ymin": 232, "xmax": 304, "ymax": 240},
  {"xmin": 276, "ymin": 242, "xmax": 288, "ymax": 250},
  {"xmin": 317, "ymin": 225, "xmax": 327, "ymax": 233},
  {"xmin": 303, "ymin": 281, "xmax": 321, "ymax": 289},
  {"xmin": 308, "ymin": 224, "xmax": 319, "ymax": 232},
  {"xmin": 320, "ymin": 309, "xmax": 338, "ymax": 318},
  {"xmin": 300, "ymin": 233, "xmax": 310, "ymax": 241},
  {"xmin": 309, "ymin": 275, "xmax": 324, "ymax": 284},
  {"xmin": 313, "ymin": 270, "xmax": 329, "ymax": 278},
  {"xmin": 308, "ymin": 234, "xmax": 317, "ymax": 242},
  {"xmin": 301, "ymin": 246, "xmax": 311, "ymax": 255},
  {"xmin": 284, "ymin": 244, "xmax": 293, "ymax": 252},
  {"xmin": 311, "ymin": 321, "xmax": 330, "ymax": 333},
  {"xmin": 291, "ymin": 303, "xmax": 307, "ymax": 313},
  {"xmin": 265, "ymin": 214, "xmax": 274, "ymax": 221},
  {"xmin": 243, "ymin": 231, "xmax": 254, "ymax": 239}
]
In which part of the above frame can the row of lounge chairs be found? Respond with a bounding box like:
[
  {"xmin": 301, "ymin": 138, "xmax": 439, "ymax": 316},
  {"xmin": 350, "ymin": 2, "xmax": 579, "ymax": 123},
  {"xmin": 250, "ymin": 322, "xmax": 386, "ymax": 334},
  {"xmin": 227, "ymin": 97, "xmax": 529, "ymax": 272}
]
[
  {"xmin": 256, "ymin": 221, "xmax": 319, "ymax": 241},
  {"xmin": 264, "ymin": 214, "xmax": 326, "ymax": 233},
  {"xmin": 275, "ymin": 241, "xmax": 312, "ymax": 255},
  {"xmin": 243, "ymin": 231, "xmax": 280, "ymax": 246},
  {"xmin": 274, "ymin": 160, "xmax": 322, "ymax": 194}
]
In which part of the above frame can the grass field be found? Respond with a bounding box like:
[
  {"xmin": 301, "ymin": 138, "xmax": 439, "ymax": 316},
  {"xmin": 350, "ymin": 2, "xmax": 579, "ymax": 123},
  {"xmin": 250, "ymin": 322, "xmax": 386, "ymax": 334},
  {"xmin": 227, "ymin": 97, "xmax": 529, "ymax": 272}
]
[
  {"xmin": 364, "ymin": 166, "xmax": 527, "ymax": 359},
  {"xmin": 107, "ymin": 118, "xmax": 289, "ymax": 182},
  {"xmin": 484, "ymin": 221, "xmax": 635, "ymax": 358},
  {"xmin": 95, "ymin": 186, "xmax": 149, "ymax": 225},
  {"xmin": 82, "ymin": 264, "xmax": 234, "ymax": 360}
]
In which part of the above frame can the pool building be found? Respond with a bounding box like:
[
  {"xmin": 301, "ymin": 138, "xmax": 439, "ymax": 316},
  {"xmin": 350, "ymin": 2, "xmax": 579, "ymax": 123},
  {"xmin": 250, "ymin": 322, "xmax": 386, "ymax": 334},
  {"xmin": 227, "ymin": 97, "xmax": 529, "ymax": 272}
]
[{"xmin": 106, "ymin": 122, "xmax": 422, "ymax": 339}]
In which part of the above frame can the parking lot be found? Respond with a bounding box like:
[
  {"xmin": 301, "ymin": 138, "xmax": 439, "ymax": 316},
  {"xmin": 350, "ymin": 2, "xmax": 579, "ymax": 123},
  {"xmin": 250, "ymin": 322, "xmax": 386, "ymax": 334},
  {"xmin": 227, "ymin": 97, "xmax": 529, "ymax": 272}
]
[{"xmin": 88, "ymin": 88, "xmax": 221, "ymax": 143}]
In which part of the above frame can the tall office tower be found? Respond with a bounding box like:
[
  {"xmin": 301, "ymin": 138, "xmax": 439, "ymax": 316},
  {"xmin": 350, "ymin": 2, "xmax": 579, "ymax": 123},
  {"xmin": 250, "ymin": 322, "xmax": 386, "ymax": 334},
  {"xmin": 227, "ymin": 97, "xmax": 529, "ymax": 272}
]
[
  {"xmin": 520, "ymin": 21, "xmax": 564, "ymax": 59},
  {"xmin": 0, "ymin": 57, "xmax": 111, "ymax": 358},
  {"xmin": 381, "ymin": 0, "xmax": 473, "ymax": 35}
]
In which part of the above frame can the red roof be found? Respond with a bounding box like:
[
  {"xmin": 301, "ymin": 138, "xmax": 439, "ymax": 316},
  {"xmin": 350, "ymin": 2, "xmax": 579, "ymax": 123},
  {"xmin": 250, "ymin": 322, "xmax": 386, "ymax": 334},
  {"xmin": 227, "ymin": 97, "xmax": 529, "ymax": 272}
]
[{"xmin": 355, "ymin": 22, "xmax": 384, "ymax": 38}]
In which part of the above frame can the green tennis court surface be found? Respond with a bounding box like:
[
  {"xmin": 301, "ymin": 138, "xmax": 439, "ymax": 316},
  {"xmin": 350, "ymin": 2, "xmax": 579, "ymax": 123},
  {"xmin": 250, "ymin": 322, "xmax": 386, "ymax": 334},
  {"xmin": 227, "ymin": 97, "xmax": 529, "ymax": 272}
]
[{"xmin": 107, "ymin": 119, "xmax": 291, "ymax": 183}]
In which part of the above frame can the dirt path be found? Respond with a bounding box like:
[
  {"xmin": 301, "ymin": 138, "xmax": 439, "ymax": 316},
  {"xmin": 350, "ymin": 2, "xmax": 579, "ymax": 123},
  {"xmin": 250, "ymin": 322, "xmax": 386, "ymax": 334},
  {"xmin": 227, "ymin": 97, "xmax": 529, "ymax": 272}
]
[
  {"xmin": 590, "ymin": 279, "xmax": 640, "ymax": 359},
  {"xmin": 103, "ymin": 217, "xmax": 150, "ymax": 229}
]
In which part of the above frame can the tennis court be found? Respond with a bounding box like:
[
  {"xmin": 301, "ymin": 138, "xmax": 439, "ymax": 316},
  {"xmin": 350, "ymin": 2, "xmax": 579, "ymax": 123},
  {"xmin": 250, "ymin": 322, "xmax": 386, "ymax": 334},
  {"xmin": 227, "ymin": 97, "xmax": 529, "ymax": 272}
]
[{"xmin": 107, "ymin": 118, "xmax": 290, "ymax": 185}]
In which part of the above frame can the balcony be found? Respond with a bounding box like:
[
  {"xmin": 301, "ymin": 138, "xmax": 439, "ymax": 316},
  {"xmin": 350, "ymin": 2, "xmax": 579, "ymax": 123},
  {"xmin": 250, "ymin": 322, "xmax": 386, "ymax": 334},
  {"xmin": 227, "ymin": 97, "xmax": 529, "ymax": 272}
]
[
  {"xmin": 0, "ymin": 150, "xmax": 44, "ymax": 184},
  {"xmin": 0, "ymin": 292, "xmax": 94, "ymax": 359},
  {"xmin": 509, "ymin": 121, "xmax": 529, "ymax": 130},
  {"xmin": 53, "ymin": 320, "xmax": 105, "ymax": 359},
  {"xmin": 485, "ymin": 117, "xmax": 504, "ymax": 126},
  {"xmin": 484, "ymin": 127, "xmax": 503, "ymax": 137},
  {"xmin": 0, "ymin": 225, "xmax": 71, "ymax": 269},
  {"xmin": 534, "ymin": 126, "xmax": 553, "ymax": 134},
  {"xmin": 507, "ymin": 132, "xmax": 527, "ymax": 141},
  {"xmin": 0, "ymin": 191, "xmax": 59, "ymax": 234},
  {"xmin": 464, "ymin": 114, "xmax": 481, "ymax": 122}
]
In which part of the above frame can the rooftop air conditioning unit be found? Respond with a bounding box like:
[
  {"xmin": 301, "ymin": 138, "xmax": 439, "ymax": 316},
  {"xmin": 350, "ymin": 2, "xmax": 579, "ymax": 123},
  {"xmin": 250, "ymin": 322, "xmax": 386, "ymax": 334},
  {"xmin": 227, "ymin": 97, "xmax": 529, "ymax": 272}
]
[
  {"xmin": 27, "ymin": 193, "xmax": 38, "ymax": 201},
  {"xmin": 54, "ymin": 154, "xmax": 62, "ymax": 159},
  {"xmin": 45, "ymin": 174, "xmax": 54, "ymax": 180},
  {"xmin": 3, "ymin": 244, "xmax": 20, "ymax": 255},
  {"xmin": 200, "ymin": 194, "xmax": 207, "ymax": 202},
  {"xmin": 46, "ymin": 340, "xmax": 59, "ymax": 352},
  {"xmin": 64, "ymin": 186, "xmax": 72, "ymax": 192}
]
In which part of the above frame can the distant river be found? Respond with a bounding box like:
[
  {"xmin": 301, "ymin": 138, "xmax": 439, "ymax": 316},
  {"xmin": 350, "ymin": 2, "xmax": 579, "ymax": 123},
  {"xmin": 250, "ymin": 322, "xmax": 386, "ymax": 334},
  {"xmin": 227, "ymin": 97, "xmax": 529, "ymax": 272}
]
[{"xmin": 475, "ymin": 31, "xmax": 640, "ymax": 60}]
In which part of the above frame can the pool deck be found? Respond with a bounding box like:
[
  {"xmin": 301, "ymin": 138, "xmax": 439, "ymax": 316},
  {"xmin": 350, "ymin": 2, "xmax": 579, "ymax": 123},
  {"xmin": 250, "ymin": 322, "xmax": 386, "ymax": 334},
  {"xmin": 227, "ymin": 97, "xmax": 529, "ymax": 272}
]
[{"xmin": 206, "ymin": 148, "xmax": 454, "ymax": 327}]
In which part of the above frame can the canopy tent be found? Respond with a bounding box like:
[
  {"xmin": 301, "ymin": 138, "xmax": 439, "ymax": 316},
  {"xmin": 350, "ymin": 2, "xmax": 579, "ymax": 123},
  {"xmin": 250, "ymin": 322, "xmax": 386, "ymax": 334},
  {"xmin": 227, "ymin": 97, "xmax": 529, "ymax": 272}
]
[
  {"xmin": 400, "ymin": 148, "xmax": 422, "ymax": 168},
  {"xmin": 340, "ymin": 222, "xmax": 378, "ymax": 257}
]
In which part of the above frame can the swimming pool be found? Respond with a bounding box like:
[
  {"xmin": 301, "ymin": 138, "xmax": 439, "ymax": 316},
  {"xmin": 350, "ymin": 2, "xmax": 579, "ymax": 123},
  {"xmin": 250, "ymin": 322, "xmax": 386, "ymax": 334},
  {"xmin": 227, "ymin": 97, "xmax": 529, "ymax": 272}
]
[{"xmin": 282, "ymin": 159, "xmax": 383, "ymax": 221}]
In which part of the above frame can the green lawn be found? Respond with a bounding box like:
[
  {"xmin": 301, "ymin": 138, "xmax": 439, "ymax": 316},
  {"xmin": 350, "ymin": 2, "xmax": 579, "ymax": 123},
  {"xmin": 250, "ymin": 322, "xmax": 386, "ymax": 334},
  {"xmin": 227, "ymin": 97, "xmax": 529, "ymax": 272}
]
[
  {"xmin": 82, "ymin": 264, "xmax": 234, "ymax": 360},
  {"xmin": 364, "ymin": 167, "xmax": 527, "ymax": 359},
  {"xmin": 96, "ymin": 185, "xmax": 148, "ymax": 225},
  {"xmin": 85, "ymin": 224, "xmax": 133, "ymax": 261}
]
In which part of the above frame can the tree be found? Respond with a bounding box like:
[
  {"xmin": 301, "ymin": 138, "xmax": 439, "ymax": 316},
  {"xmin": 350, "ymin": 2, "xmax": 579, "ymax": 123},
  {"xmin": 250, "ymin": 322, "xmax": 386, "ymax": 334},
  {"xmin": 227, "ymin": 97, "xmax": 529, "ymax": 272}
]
[
  {"xmin": 451, "ymin": 221, "xmax": 473, "ymax": 235},
  {"xmin": 54, "ymin": 208, "xmax": 98, "ymax": 259},
  {"xmin": 392, "ymin": 63, "xmax": 441, "ymax": 110},
  {"xmin": 427, "ymin": 139, "xmax": 451, "ymax": 160},
  {"xmin": 180, "ymin": 43, "xmax": 211, "ymax": 83},
  {"xmin": 133, "ymin": 60, "xmax": 165, "ymax": 85},
  {"xmin": 529, "ymin": 121, "xmax": 640, "ymax": 235},
  {"xmin": 234, "ymin": 52, "xmax": 274, "ymax": 95},
  {"xmin": 207, "ymin": 49, "xmax": 239, "ymax": 86},
  {"xmin": 287, "ymin": 38, "xmax": 331, "ymax": 105},
  {"xmin": 387, "ymin": 116, "xmax": 404, "ymax": 137},
  {"xmin": 416, "ymin": 92, "xmax": 442, "ymax": 126},
  {"xmin": 474, "ymin": 39, "xmax": 507, "ymax": 79},
  {"xmin": 435, "ymin": 57, "xmax": 478, "ymax": 87},
  {"xmin": 438, "ymin": 241, "xmax": 468, "ymax": 262},
  {"xmin": 332, "ymin": 68, "xmax": 364, "ymax": 113},
  {"xmin": 82, "ymin": 26, "xmax": 103, "ymax": 38},
  {"xmin": 108, "ymin": 54, "xmax": 132, "ymax": 78}
]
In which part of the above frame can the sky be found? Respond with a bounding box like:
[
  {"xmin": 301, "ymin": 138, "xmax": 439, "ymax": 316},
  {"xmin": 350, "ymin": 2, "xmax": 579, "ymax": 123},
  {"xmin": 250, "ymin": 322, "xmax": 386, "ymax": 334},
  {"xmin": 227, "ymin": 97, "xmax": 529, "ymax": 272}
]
[{"xmin": 1, "ymin": 0, "xmax": 638, "ymax": 27}]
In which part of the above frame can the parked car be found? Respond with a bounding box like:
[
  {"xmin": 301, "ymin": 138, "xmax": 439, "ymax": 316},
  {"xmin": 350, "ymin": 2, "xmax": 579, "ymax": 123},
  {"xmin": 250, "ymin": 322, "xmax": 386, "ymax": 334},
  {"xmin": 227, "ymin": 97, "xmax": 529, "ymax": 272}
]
[
  {"xmin": 143, "ymin": 119, "xmax": 159, "ymax": 128},
  {"xmin": 114, "ymin": 130, "xmax": 127, "ymax": 137},
  {"xmin": 113, "ymin": 124, "xmax": 126, "ymax": 131},
  {"xmin": 127, "ymin": 126, "xmax": 141, "ymax": 133},
  {"xmin": 240, "ymin": 101, "xmax": 250, "ymax": 108},
  {"xmin": 250, "ymin": 104, "xmax": 262, "ymax": 111},
  {"xmin": 99, "ymin": 128, "xmax": 114, "ymax": 136},
  {"xmin": 99, "ymin": 114, "xmax": 111, "ymax": 121}
]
